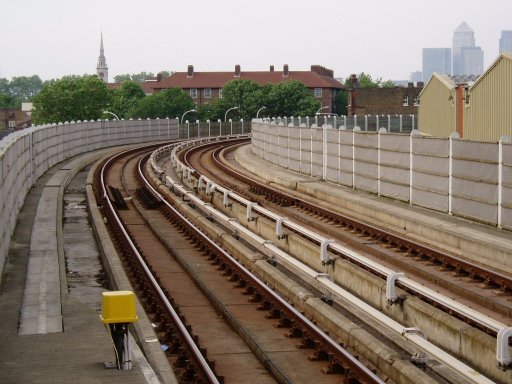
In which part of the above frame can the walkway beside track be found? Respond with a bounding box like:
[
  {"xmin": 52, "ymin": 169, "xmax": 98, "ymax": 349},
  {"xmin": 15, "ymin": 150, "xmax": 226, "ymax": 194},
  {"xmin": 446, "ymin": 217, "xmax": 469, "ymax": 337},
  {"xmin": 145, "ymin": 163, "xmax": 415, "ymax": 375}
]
[
  {"xmin": 235, "ymin": 144, "xmax": 512, "ymax": 275},
  {"xmin": 0, "ymin": 150, "xmax": 168, "ymax": 384}
]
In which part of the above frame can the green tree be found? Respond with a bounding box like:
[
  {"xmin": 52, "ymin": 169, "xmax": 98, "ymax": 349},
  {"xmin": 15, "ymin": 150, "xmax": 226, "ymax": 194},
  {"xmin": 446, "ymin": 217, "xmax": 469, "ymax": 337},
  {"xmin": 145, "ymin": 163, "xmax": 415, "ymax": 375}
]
[
  {"xmin": 114, "ymin": 71, "xmax": 172, "ymax": 83},
  {"xmin": 131, "ymin": 72, "xmax": 154, "ymax": 83},
  {"xmin": 9, "ymin": 75, "xmax": 43, "ymax": 100},
  {"xmin": 266, "ymin": 80, "xmax": 320, "ymax": 117},
  {"xmin": 334, "ymin": 90, "xmax": 348, "ymax": 116},
  {"xmin": 352, "ymin": 72, "xmax": 394, "ymax": 88},
  {"xmin": 158, "ymin": 71, "xmax": 172, "ymax": 79},
  {"xmin": 221, "ymin": 80, "xmax": 261, "ymax": 120},
  {"xmin": 197, "ymin": 99, "xmax": 227, "ymax": 121},
  {"xmin": 108, "ymin": 81, "xmax": 146, "ymax": 119},
  {"xmin": 0, "ymin": 78, "xmax": 9, "ymax": 94},
  {"xmin": 130, "ymin": 87, "xmax": 194, "ymax": 119},
  {"xmin": 380, "ymin": 79, "xmax": 395, "ymax": 88},
  {"xmin": 0, "ymin": 93, "xmax": 20, "ymax": 108},
  {"xmin": 31, "ymin": 75, "xmax": 110, "ymax": 124},
  {"xmin": 113, "ymin": 74, "xmax": 131, "ymax": 83}
]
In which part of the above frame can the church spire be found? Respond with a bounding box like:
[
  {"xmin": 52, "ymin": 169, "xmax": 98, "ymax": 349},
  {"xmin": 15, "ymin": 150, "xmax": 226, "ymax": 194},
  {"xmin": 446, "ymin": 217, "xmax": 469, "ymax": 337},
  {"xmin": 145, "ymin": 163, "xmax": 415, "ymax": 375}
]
[{"xmin": 96, "ymin": 32, "xmax": 109, "ymax": 83}]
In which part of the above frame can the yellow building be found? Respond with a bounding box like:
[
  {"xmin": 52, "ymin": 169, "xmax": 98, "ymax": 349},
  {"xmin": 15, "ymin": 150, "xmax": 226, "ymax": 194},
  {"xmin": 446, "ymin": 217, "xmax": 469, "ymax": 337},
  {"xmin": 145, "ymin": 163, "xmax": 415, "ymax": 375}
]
[
  {"xmin": 419, "ymin": 53, "xmax": 512, "ymax": 142},
  {"xmin": 464, "ymin": 52, "xmax": 512, "ymax": 141},
  {"xmin": 418, "ymin": 74, "xmax": 457, "ymax": 137}
]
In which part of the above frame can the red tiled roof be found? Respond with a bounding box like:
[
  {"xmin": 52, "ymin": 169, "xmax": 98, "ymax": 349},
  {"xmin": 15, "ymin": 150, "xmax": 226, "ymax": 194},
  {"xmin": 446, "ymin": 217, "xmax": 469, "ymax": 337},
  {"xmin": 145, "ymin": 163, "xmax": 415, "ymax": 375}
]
[
  {"xmin": 107, "ymin": 81, "xmax": 156, "ymax": 94},
  {"xmin": 153, "ymin": 69, "xmax": 344, "ymax": 90}
]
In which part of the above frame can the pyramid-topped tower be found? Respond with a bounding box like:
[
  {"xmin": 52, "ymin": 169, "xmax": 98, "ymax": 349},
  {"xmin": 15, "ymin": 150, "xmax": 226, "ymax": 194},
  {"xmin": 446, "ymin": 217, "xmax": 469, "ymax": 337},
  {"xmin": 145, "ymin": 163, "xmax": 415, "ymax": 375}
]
[{"xmin": 452, "ymin": 22, "xmax": 483, "ymax": 76}]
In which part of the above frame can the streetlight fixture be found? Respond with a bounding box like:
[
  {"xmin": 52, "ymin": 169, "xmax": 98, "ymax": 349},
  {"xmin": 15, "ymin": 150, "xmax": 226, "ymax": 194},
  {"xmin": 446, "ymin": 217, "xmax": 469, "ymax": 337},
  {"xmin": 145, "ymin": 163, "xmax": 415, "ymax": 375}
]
[
  {"xmin": 104, "ymin": 111, "xmax": 120, "ymax": 120},
  {"xmin": 181, "ymin": 109, "xmax": 197, "ymax": 124},
  {"xmin": 225, "ymin": 106, "xmax": 239, "ymax": 122},
  {"xmin": 256, "ymin": 106, "xmax": 267, "ymax": 119},
  {"xmin": 315, "ymin": 106, "xmax": 329, "ymax": 115}
]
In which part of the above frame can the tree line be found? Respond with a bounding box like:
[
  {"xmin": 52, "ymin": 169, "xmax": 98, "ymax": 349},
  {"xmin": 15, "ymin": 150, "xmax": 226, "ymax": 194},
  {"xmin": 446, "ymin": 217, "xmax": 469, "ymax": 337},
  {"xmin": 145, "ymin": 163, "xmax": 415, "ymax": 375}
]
[
  {"xmin": 30, "ymin": 76, "xmax": 326, "ymax": 125},
  {"xmin": 1, "ymin": 71, "xmax": 395, "ymax": 125},
  {"xmin": 0, "ymin": 75, "xmax": 43, "ymax": 108}
]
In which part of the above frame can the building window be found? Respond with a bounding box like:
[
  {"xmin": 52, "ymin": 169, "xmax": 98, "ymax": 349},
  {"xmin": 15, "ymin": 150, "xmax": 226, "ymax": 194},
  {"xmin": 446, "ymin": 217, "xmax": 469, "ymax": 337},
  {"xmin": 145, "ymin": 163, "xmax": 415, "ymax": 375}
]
[
  {"xmin": 314, "ymin": 88, "xmax": 322, "ymax": 98},
  {"xmin": 413, "ymin": 96, "xmax": 420, "ymax": 106},
  {"xmin": 219, "ymin": 89, "xmax": 223, "ymax": 99},
  {"xmin": 402, "ymin": 95, "xmax": 409, "ymax": 106},
  {"xmin": 204, "ymin": 88, "xmax": 212, "ymax": 98},
  {"xmin": 190, "ymin": 89, "xmax": 198, "ymax": 99}
]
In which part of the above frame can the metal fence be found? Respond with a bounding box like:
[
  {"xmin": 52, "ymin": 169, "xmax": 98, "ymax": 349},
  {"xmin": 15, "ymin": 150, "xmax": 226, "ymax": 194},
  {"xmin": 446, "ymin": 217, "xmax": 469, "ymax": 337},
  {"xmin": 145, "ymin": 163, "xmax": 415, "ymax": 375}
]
[
  {"xmin": 177, "ymin": 119, "xmax": 249, "ymax": 138},
  {"xmin": 266, "ymin": 115, "xmax": 417, "ymax": 133}
]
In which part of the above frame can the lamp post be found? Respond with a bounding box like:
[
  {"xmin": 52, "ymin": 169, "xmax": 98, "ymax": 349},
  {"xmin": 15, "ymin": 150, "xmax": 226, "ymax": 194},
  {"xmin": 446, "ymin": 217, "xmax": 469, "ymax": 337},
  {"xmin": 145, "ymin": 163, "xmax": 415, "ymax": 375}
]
[
  {"xmin": 225, "ymin": 106, "xmax": 239, "ymax": 122},
  {"xmin": 315, "ymin": 106, "xmax": 329, "ymax": 115},
  {"xmin": 256, "ymin": 106, "xmax": 267, "ymax": 119},
  {"xmin": 104, "ymin": 111, "xmax": 120, "ymax": 120},
  {"xmin": 181, "ymin": 109, "xmax": 197, "ymax": 124}
]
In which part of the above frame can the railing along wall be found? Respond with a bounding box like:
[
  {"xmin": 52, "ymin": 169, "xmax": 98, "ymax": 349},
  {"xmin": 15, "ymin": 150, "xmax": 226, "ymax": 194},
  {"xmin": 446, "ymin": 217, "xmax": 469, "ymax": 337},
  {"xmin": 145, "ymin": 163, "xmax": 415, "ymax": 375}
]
[
  {"xmin": 251, "ymin": 119, "xmax": 512, "ymax": 231},
  {"xmin": 0, "ymin": 117, "xmax": 249, "ymax": 281},
  {"xmin": 269, "ymin": 114, "xmax": 417, "ymax": 133}
]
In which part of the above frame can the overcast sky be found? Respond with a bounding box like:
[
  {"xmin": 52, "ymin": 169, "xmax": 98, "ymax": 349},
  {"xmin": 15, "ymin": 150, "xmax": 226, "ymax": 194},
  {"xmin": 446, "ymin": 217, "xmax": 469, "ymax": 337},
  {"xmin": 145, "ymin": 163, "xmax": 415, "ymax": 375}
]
[{"xmin": 2, "ymin": 0, "xmax": 511, "ymax": 82}]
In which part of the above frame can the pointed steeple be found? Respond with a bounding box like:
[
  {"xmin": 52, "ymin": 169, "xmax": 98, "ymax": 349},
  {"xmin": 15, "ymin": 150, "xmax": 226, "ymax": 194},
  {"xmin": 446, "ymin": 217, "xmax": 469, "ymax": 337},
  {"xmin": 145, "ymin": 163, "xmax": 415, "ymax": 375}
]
[{"xmin": 96, "ymin": 32, "xmax": 109, "ymax": 83}]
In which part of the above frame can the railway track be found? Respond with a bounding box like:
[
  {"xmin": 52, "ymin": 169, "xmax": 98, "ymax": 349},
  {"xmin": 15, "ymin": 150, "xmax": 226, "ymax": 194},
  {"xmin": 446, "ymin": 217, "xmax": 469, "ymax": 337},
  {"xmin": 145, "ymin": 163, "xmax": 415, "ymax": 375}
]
[
  {"xmin": 154, "ymin": 137, "xmax": 512, "ymax": 383},
  {"xmin": 180, "ymin": 139, "xmax": 512, "ymax": 333},
  {"xmin": 94, "ymin": 142, "xmax": 388, "ymax": 384}
]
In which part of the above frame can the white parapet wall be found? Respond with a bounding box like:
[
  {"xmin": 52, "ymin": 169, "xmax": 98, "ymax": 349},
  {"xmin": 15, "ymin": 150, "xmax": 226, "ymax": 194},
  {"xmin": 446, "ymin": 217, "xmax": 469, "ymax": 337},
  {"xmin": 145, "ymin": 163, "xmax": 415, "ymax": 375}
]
[
  {"xmin": 251, "ymin": 119, "xmax": 512, "ymax": 231},
  {"xmin": 0, "ymin": 118, "xmax": 181, "ymax": 278}
]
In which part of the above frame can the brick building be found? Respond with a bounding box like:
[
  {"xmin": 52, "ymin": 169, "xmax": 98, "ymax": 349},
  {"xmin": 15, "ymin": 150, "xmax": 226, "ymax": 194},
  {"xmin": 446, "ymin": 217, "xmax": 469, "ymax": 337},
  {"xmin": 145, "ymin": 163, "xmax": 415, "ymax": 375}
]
[
  {"xmin": 152, "ymin": 64, "xmax": 344, "ymax": 113},
  {"xmin": 419, "ymin": 53, "xmax": 512, "ymax": 141},
  {"xmin": 0, "ymin": 109, "xmax": 28, "ymax": 130},
  {"xmin": 347, "ymin": 74, "xmax": 423, "ymax": 116}
]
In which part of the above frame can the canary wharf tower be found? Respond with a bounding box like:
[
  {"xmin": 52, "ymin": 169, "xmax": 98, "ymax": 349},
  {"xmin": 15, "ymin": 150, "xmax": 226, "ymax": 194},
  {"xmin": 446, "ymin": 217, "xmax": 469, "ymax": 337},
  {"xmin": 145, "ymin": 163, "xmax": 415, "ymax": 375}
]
[{"xmin": 452, "ymin": 22, "xmax": 483, "ymax": 76}]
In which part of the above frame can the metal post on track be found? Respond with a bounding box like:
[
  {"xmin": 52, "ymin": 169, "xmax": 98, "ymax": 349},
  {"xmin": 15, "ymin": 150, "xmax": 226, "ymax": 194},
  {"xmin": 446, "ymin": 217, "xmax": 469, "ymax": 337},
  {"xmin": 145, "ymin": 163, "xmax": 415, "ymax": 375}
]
[{"xmin": 100, "ymin": 291, "xmax": 138, "ymax": 371}]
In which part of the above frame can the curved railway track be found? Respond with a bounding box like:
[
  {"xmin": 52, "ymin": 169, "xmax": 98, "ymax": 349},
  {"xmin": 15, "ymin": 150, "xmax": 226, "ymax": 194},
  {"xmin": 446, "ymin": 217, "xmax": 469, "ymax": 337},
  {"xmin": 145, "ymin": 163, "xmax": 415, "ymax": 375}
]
[
  {"xmin": 156, "ymin": 137, "xmax": 512, "ymax": 383},
  {"xmin": 93, "ymin": 142, "xmax": 387, "ymax": 384},
  {"xmin": 180, "ymin": 139, "xmax": 512, "ymax": 334}
]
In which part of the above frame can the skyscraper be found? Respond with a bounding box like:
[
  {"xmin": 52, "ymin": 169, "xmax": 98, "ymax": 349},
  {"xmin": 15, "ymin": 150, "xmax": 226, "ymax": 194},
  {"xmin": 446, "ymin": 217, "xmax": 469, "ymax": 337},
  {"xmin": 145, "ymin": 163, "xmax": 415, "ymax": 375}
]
[
  {"xmin": 96, "ymin": 33, "xmax": 109, "ymax": 83},
  {"xmin": 461, "ymin": 47, "xmax": 484, "ymax": 76},
  {"xmin": 452, "ymin": 22, "xmax": 483, "ymax": 76},
  {"xmin": 500, "ymin": 30, "xmax": 512, "ymax": 53},
  {"xmin": 422, "ymin": 48, "xmax": 451, "ymax": 82}
]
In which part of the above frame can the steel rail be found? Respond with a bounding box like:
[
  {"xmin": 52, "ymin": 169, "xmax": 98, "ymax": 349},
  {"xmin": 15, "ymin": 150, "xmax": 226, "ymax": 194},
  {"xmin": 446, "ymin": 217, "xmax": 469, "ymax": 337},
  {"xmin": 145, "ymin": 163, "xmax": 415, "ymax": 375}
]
[
  {"xmin": 149, "ymin": 138, "xmax": 512, "ymax": 380},
  {"xmin": 172, "ymin": 140, "xmax": 509, "ymax": 337},
  {"xmin": 100, "ymin": 145, "xmax": 221, "ymax": 384},
  {"xmin": 144, "ymin": 146, "xmax": 386, "ymax": 384},
  {"xmin": 212, "ymin": 143, "xmax": 512, "ymax": 293},
  {"xmin": 150, "ymin": 142, "xmax": 498, "ymax": 384}
]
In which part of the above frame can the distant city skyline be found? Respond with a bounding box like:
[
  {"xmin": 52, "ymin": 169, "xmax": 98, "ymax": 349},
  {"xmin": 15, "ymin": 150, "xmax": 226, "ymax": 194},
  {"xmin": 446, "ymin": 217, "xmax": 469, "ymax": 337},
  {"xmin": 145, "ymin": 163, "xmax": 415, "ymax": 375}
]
[
  {"xmin": 2, "ymin": 1, "xmax": 511, "ymax": 83},
  {"xmin": 416, "ymin": 22, "xmax": 491, "ymax": 83},
  {"xmin": 500, "ymin": 31, "xmax": 512, "ymax": 53},
  {"xmin": 452, "ymin": 22, "xmax": 484, "ymax": 76},
  {"xmin": 422, "ymin": 48, "xmax": 451, "ymax": 82}
]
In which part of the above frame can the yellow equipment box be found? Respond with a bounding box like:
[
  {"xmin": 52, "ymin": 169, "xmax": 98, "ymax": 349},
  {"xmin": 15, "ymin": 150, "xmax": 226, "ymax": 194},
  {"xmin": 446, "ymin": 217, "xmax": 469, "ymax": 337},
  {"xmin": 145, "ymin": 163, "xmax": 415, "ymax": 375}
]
[{"xmin": 100, "ymin": 291, "xmax": 138, "ymax": 324}]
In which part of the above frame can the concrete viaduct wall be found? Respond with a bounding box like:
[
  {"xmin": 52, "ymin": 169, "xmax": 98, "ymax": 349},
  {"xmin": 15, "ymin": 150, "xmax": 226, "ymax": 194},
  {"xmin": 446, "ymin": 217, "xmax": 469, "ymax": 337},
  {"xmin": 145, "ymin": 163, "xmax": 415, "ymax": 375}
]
[
  {"xmin": 0, "ymin": 117, "xmax": 250, "ymax": 277},
  {"xmin": 251, "ymin": 120, "xmax": 512, "ymax": 231},
  {"xmin": 0, "ymin": 118, "xmax": 184, "ymax": 277}
]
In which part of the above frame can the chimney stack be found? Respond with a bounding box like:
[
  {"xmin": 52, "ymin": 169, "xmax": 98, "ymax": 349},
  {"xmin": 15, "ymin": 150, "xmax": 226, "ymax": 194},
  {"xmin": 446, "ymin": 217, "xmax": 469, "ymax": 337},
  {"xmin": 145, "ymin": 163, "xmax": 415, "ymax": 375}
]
[
  {"xmin": 270, "ymin": 65, "xmax": 274, "ymax": 72},
  {"xmin": 235, "ymin": 64, "xmax": 241, "ymax": 77},
  {"xmin": 283, "ymin": 64, "xmax": 289, "ymax": 77},
  {"xmin": 349, "ymin": 74, "xmax": 359, "ymax": 89},
  {"xmin": 187, "ymin": 65, "xmax": 194, "ymax": 78}
]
